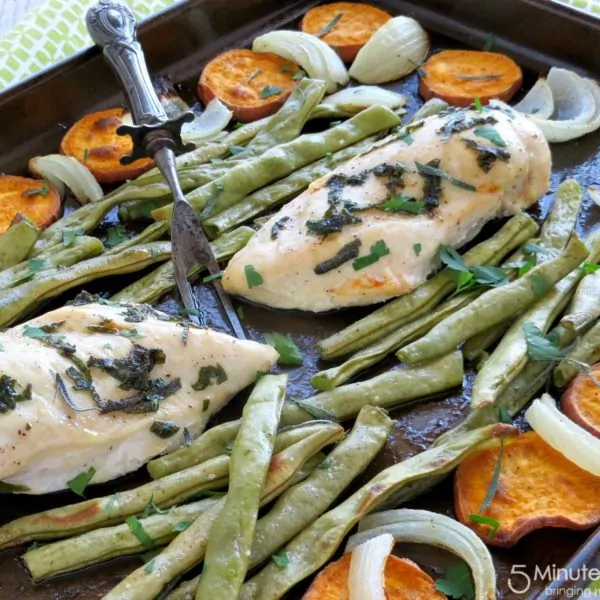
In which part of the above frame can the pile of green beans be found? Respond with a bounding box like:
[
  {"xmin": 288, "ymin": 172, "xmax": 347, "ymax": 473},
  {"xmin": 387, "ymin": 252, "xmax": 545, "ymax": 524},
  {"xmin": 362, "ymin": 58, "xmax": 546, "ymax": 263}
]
[{"xmin": 167, "ymin": 406, "xmax": 392, "ymax": 600}]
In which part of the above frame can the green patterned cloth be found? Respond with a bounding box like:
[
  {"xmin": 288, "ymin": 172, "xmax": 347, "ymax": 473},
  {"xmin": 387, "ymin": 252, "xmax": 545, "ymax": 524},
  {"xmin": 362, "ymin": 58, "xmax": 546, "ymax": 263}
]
[{"xmin": 0, "ymin": 0, "xmax": 182, "ymax": 91}]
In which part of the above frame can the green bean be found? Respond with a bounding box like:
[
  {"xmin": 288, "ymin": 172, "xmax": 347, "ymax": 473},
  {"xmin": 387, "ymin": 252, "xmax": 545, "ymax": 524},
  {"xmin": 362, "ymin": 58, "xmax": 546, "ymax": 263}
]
[
  {"xmin": 0, "ymin": 454, "xmax": 230, "ymax": 550},
  {"xmin": 101, "ymin": 418, "xmax": 344, "ymax": 600},
  {"xmin": 0, "ymin": 236, "xmax": 104, "ymax": 290},
  {"xmin": 462, "ymin": 321, "xmax": 513, "ymax": 363},
  {"xmin": 238, "ymin": 424, "xmax": 500, "ymax": 600},
  {"xmin": 148, "ymin": 420, "xmax": 343, "ymax": 479},
  {"xmin": 470, "ymin": 231, "xmax": 600, "ymax": 407},
  {"xmin": 317, "ymin": 212, "xmax": 539, "ymax": 360},
  {"xmin": 104, "ymin": 221, "xmax": 169, "ymax": 255},
  {"xmin": 0, "ymin": 242, "xmax": 171, "ymax": 329},
  {"xmin": 312, "ymin": 291, "xmax": 478, "ymax": 390},
  {"xmin": 170, "ymin": 406, "xmax": 392, "ymax": 600},
  {"xmin": 194, "ymin": 374, "xmax": 286, "ymax": 599},
  {"xmin": 299, "ymin": 351, "xmax": 463, "ymax": 421},
  {"xmin": 537, "ymin": 179, "xmax": 583, "ymax": 255},
  {"xmin": 0, "ymin": 218, "xmax": 39, "ymax": 269},
  {"xmin": 151, "ymin": 106, "xmax": 401, "ymax": 224},
  {"xmin": 239, "ymin": 79, "xmax": 327, "ymax": 158},
  {"xmin": 561, "ymin": 269, "xmax": 600, "ymax": 334},
  {"xmin": 110, "ymin": 226, "xmax": 254, "ymax": 304},
  {"xmin": 397, "ymin": 234, "xmax": 589, "ymax": 366},
  {"xmin": 554, "ymin": 320, "xmax": 600, "ymax": 387},
  {"xmin": 435, "ymin": 324, "xmax": 577, "ymax": 447},
  {"xmin": 202, "ymin": 135, "xmax": 378, "ymax": 238},
  {"xmin": 30, "ymin": 194, "xmax": 127, "ymax": 256},
  {"xmin": 23, "ymin": 496, "xmax": 222, "ymax": 582}
]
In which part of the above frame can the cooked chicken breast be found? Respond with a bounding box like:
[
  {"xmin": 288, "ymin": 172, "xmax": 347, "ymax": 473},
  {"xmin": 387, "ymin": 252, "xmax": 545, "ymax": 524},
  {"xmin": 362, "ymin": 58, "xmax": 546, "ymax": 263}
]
[
  {"xmin": 0, "ymin": 299, "xmax": 277, "ymax": 494},
  {"xmin": 223, "ymin": 104, "xmax": 551, "ymax": 311}
]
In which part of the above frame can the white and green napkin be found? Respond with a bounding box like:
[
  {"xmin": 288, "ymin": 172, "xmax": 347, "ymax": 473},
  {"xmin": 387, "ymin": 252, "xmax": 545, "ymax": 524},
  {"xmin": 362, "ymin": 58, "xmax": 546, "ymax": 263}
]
[{"xmin": 0, "ymin": 0, "xmax": 182, "ymax": 91}]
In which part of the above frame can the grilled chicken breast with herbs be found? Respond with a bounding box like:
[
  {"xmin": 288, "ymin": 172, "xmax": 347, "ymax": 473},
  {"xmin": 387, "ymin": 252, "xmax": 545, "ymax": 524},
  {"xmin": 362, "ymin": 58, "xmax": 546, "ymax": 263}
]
[
  {"xmin": 0, "ymin": 298, "xmax": 278, "ymax": 494},
  {"xmin": 222, "ymin": 104, "xmax": 550, "ymax": 312}
]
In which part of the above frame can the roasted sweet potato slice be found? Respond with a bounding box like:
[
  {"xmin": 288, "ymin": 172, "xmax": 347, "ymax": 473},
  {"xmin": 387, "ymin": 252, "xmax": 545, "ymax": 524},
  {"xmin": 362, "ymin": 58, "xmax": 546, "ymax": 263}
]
[
  {"xmin": 0, "ymin": 176, "xmax": 61, "ymax": 234},
  {"xmin": 59, "ymin": 108, "xmax": 154, "ymax": 184},
  {"xmin": 455, "ymin": 431, "xmax": 600, "ymax": 547},
  {"xmin": 562, "ymin": 363, "xmax": 600, "ymax": 437},
  {"xmin": 300, "ymin": 2, "xmax": 391, "ymax": 63},
  {"xmin": 198, "ymin": 49, "xmax": 301, "ymax": 122},
  {"xmin": 419, "ymin": 50, "xmax": 523, "ymax": 107},
  {"xmin": 302, "ymin": 552, "xmax": 446, "ymax": 599}
]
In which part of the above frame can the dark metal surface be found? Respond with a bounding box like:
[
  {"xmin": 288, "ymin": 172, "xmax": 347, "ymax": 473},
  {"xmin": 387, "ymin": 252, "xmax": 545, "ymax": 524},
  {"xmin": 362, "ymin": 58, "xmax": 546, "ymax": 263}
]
[{"xmin": 0, "ymin": 0, "xmax": 599, "ymax": 598}]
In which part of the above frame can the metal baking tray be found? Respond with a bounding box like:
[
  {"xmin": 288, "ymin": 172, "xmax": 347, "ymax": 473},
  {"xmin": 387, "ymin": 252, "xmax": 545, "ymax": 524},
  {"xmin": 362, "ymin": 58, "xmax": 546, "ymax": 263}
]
[{"xmin": 0, "ymin": 0, "xmax": 599, "ymax": 598}]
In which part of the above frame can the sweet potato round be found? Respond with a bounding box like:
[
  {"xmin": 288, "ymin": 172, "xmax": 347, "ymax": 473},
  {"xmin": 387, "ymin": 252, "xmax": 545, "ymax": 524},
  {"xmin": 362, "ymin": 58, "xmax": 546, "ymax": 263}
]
[
  {"xmin": 419, "ymin": 50, "xmax": 523, "ymax": 107},
  {"xmin": 198, "ymin": 49, "xmax": 300, "ymax": 122},
  {"xmin": 302, "ymin": 552, "xmax": 446, "ymax": 599},
  {"xmin": 300, "ymin": 2, "xmax": 391, "ymax": 63},
  {"xmin": 455, "ymin": 431, "xmax": 600, "ymax": 547},
  {"xmin": 59, "ymin": 108, "xmax": 154, "ymax": 184},
  {"xmin": 0, "ymin": 176, "xmax": 61, "ymax": 234},
  {"xmin": 562, "ymin": 363, "xmax": 600, "ymax": 437}
]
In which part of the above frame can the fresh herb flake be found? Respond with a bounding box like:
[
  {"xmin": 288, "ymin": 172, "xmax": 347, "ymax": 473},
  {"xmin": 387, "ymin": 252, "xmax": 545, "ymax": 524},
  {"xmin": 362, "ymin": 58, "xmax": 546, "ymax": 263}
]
[
  {"xmin": 469, "ymin": 514, "xmax": 500, "ymax": 539},
  {"xmin": 271, "ymin": 550, "xmax": 290, "ymax": 569},
  {"xmin": 66, "ymin": 466, "xmax": 96, "ymax": 497},
  {"xmin": 192, "ymin": 364, "xmax": 228, "ymax": 391},
  {"xmin": 413, "ymin": 243, "xmax": 422, "ymax": 256},
  {"xmin": 317, "ymin": 12, "xmax": 343, "ymax": 37},
  {"xmin": 530, "ymin": 273, "xmax": 551, "ymax": 295},
  {"xmin": 173, "ymin": 520, "xmax": 193, "ymax": 532},
  {"xmin": 352, "ymin": 239, "xmax": 391, "ymax": 271},
  {"xmin": 378, "ymin": 196, "xmax": 425, "ymax": 215},
  {"xmin": 473, "ymin": 96, "xmax": 484, "ymax": 112},
  {"xmin": 438, "ymin": 245, "xmax": 470, "ymax": 273},
  {"xmin": 318, "ymin": 458, "xmax": 333, "ymax": 470},
  {"xmin": 292, "ymin": 69, "xmax": 306, "ymax": 81},
  {"xmin": 125, "ymin": 515, "xmax": 155, "ymax": 551},
  {"xmin": 499, "ymin": 407, "xmax": 513, "ymax": 424},
  {"xmin": 244, "ymin": 264, "xmax": 263, "ymax": 288},
  {"xmin": 582, "ymin": 262, "xmax": 600, "ymax": 274},
  {"xmin": 105, "ymin": 224, "xmax": 128, "ymax": 248},
  {"xmin": 415, "ymin": 161, "xmax": 476, "ymax": 192},
  {"xmin": 481, "ymin": 440, "xmax": 504, "ymax": 511},
  {"xmin": 523, "ymin": 322, "xmax": 565, "ymax": 362},
  {"xmin": 314, "ymin": 238, "xmax": 362, "ymax": 275},
  {"xmin": 455, "ymin": 73, "xmax": 502, "ymax": 81},
  {"xmin": 483, "ymin": 32, "xmax": 495, "ymax": 51},
  {"xmin": 236, "ymin": 305, "xmax": 245, "ymax": 321},
  {"xmin": 62, "ymin": 228, "xmax": 84, "ymax": 248},
  {"xmin": 435, "ymin": 564, "xmax": 475, "ymax": 600},
  {"xmin": 264, "ymin": 332, "xmax": 303, "ymax": 366},
  {"xmin": 260, "ymin": 85, "xmax": 284, "ymax": 99},
  {"xmin": 27, "ymin": 258, "xmax": 44, "ymax": 273},
  {"xmin": 473, "ymin": 125, "xmax": 506, "ymax": 147},
  {"xmin": 23, "ymin": 184, "xmax": 50, "ymax": 198}
]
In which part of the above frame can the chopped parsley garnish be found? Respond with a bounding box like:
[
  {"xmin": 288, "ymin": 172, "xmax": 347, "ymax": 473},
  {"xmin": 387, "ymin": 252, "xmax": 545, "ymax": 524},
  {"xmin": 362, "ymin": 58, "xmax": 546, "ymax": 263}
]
[
  {"xmin": 173, "ymin": 520, "xmax": 193, "ymax": 532},
  {"xmin": 318, "ymin": 458, "xmax": 333, "ymax": 470},
  {"xmin": 413, "ymin": 243, "xmax": 422, "ymax": 256},
  {"xmin": 245, "ymin": 264, "xmax": 264, "ymax": 288},
  {"xmin": 141, "ymin": 495, "xmax": 168, "ymax": 519},
  {"xmin": 317, "ymin": 11, "xmax": 344, "ymax": 37},
  {"xmin": 469, "ymin": 513, "xmax": 500, "ymax": 539},
  {"xmin": 27, "ymin": 258, "xmax": 44, "ymax": 273},
  {"xmin": 66, "ymin": 466, "xmax": 96, "ymax": 497},
  {"xmin": 352, "ymin": 239, "xmax": 390, "ymax": 271},
  {"xmin": 473, "ymin": 96, "xmax": 484, "ymax": 112},
  {"xmin": 436, "ymin": 564, "xmax": 475, "ymax": 599},
  {"xmin": 192, "ymin": 364, "xmax": 228, "ymax": 391},
  {"xmin": 264, "ymin": 333, "xmax": 303, "ymax": 366},
  {"xmin": 0, "ymin": 375, "xmax": 32, "ymax": 413},
  {"xmin": 119, "ymin": 328, "xmax": 144, "ymax": 339},
  {"xmin": 23, "ymin": 184, "xmax": 50, "ymax": 198},
  {"xmin": 582, "ymin": 262, "xmax": 600, "ymax": 274},
  {"xmin": 105, "ymin": 224, "xmax": 128, "ymax": 248},
  {"xmin": 523, "ymin": 323, "xmax": 564, "ymax": 362},
  {"xmin": 483, "ymin": 32, "xmax": 495, "ymax": 51},
  {"xmin": 473, "ymin": 125, "xmax": 506, "ymax": 147},
  {"xmin": 377, "ymin": 196, "xmax": 425, "ymax": 214},
  {"xmin": 279, "ymin": 63, "xmax": 294, "ymax": 73},
  {"xmin": 396, "ymin": 130, "xmax": 414, "ymax": 145},
  {"xmin": 530, "ymin": 273, "xmax": 551, "ymax": 295},
  {"xmin": 260, "ymin": 85, "xmax": 283, "ymax": 99},
  {"xmin": 125, "ymin": 515, "xmax": 155, "ymax": 550},
  {"xmin": 271, "ymin": 550, "xmax": 290, "ymax": 569},
  {"xmin": 63, "ymin": 228, "xmax": 84, "ymax": 248},
  {"xmin": 236, "ymin": 305, "xmax": 245, "ymax": 320},
  {"xmin": 150, "ymin": 420, "xmax": 181, "ymax": 439},
  {"xmin": 314, "ymin": 239, "xmax": 362, "ymax": 275}
]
